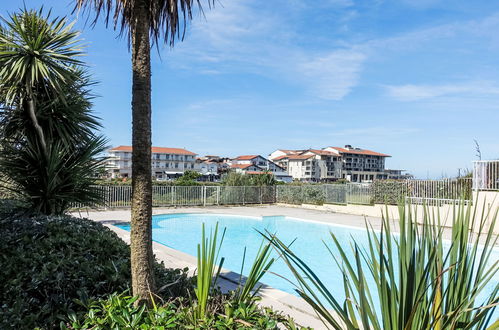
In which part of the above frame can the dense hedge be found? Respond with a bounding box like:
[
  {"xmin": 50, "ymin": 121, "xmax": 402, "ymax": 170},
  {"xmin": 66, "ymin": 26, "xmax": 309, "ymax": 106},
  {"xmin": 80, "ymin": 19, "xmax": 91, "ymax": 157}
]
[
  {"xmin": 371, "ymin": 180, "xmax": 407, "ymax": 205},
  {"xmin": 0, "ymin": 214, "xmax": 190, "ymax": 329}
]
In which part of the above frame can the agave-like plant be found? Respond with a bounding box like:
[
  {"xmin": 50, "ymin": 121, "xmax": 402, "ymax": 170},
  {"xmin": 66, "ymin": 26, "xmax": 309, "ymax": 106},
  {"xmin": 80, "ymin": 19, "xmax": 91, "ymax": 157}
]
[{"xmin": 264, "ymin": 201, "xmax": 498, "ymax": 330}]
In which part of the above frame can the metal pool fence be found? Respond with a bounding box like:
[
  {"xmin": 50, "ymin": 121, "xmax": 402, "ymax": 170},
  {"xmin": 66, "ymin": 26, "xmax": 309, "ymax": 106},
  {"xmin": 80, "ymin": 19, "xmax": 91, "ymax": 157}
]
[
  {"xmin": 275, "ymin": 184, "xmax": 372, "ymax": 205},
  {"xmin": 473, "ymin": 160, "xmax": 499, "ymax": 191},
  {"xmin": 76, "ymin": 185, "xmax": 277, "ymax": 209},
  {"xmin": 75, "ymin": 179, "xmax": 473, "ymax": 209}
]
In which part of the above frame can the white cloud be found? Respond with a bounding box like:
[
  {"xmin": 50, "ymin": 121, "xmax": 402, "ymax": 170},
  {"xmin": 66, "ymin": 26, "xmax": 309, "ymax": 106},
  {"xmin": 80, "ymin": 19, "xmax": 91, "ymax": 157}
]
[
  {"xmin": 297, "ymin": 50, "xmax": 366, "ymax": 100},
  {"xmin": 385, "ymin": 82, "xmax": 499, "ymax": 101},
  {"xmin": 168, "ymin": 0, "xmax": 367, "ymax": 101}
]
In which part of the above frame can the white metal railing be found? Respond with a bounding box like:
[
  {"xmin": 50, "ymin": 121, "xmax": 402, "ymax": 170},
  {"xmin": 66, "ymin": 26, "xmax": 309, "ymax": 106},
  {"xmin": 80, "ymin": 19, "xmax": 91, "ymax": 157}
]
[
  {"xmin": 473, "ymin": 160, "xmax": 499, "ymax": 191},
  {"xmin": 74, "ymin": 185, "xmax": 276, "ymax": 209},
  {"xmin": 74, "ymin": 179, "xmax": 475, "ymax": 210},
  {"xmin": 405, "ymin": 196, "xmax": 471, "ymax": 207},
  {"xmin": 276, "ymin": 183, "xmax": 372, "ymax": 205},
  {"xmin": 404, "ymin": 178, "xmax": 472, "ymax": 199}
]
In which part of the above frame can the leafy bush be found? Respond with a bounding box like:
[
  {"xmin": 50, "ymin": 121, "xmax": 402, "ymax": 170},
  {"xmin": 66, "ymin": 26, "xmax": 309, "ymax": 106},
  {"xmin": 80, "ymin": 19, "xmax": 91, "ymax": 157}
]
[
  {"xmin": 65, "ymin": 292, "xmax": 303, "ymax": 329},
  {"xmin": 222, "ymin": 172, "xmax": 276, "ymax": 186},
  {"xmin": 371, "ymin": 180, "xmax": 407, "ymax": 204},
  {"xmin": 0, "ymin": 214, "xmax": 190, "ymax": 329},
  {"xmin": 276, "ymin": 185, "xmax": 326, "ymax": 205},
  {"xmin": 66, "ymin": 224, "xmax": 304, "ymax": 330}
]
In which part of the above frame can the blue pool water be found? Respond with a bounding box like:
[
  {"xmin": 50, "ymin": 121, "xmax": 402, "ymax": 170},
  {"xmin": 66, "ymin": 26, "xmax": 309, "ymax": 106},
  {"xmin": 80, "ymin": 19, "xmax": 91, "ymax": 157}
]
[{"xmin": 116, "ymin": 213, "xmax": 498, "ymax": 318}]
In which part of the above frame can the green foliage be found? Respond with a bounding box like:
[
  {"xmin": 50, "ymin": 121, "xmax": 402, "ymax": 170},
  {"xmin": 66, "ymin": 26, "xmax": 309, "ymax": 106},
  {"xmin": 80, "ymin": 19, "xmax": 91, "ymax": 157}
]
[
  {"xmin": 371, "ymin": 180, "xmax": 407, "ymax": 204},
  {"xmin": 0, "ymin": 8, "xmax": 83, "ymax": 103},
  {"xmin": 223, "ymin": 172, "xmax": 276, "ymax": 186},
  {"xmin": 174, "ymin": 170, "xmax": 202, "ymax": 186},
  {"xmin": 265, "ymin": 201, "xmax": 499, "ymax": 330},
  {"xmin": 0, "ymin": 214, "xmax": 191, "ymax": 329},
  {"xmin": 0, "ymin": 9, "xmax": 107, "ymax": 215},
  {"xmin": 276, "ymin": 185, "xmax": 326, "ymax": 205},
  {"xmin": 65, "ymin": 292, "xmax": 305, "ymax": 329},
  {"xmin": 67, "ymin": 226, "xmax": 302, "ymax": 329},
  {"xmin": 235, "ymin": 241, "xmax": 275, "ymax": 305},
  {"xmin": 195, "ymin": 223, "xmax": 225, "ymax": 319}
]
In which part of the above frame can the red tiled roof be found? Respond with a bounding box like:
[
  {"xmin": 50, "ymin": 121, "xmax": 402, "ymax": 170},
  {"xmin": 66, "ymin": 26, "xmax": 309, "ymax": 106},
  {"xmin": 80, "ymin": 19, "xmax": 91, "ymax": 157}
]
[
  {"xmin": 307, "ymin": 149, "xmax": 337, "ymax": 156},
  {"xmin": 235, "ymin": 155, "xmax": 260, "ymax": 160},
  {"xmin": 110, "ymin": 145, "xmax": 197, "ymax": 155},
  {"xmin": 288, "ymin": 154, "xmax": 315, "ymax": 160},
  {"xmin": 230, "ymin": 163, "xmax": 258, "ymax": 169},
  {"xmin": 327, "ymin": 147, "xmax": 390, "ymax": 157},
  {"xmin": 245, "ymin": 171, "xmax": 273, "ymax": 175},
  {"xmin": 273, "ymin": 155, "xmax": 290, "ymax": 161}
]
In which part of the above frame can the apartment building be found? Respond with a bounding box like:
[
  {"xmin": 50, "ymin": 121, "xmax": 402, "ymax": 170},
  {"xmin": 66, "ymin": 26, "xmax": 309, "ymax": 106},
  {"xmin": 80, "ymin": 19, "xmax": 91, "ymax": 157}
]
[
  {"xmin": 269, "ymin": 145, "xmax": 392, "ymax": 182},
  {"xmin": 107, "ymin": 145, "xmax": 197, "ymax": 179}
]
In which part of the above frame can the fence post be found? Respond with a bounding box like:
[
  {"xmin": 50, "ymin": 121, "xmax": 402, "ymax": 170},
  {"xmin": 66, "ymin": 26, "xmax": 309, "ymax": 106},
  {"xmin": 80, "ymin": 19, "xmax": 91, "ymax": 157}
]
[
  {"xmin": 217, "ymin": 186, "xmax": 220, "ymax": 205},
  {"xmin": 260, "ymin": 186, "xmax": 263, "ymax": 204},
  {"xmin": 203, "ymin": 186, "xmax": 206, "ymax": 206},
  {"xmin": 275, "ymin": 185, "xmax": 278, "ymax": 203},
  {"xmin": 243, "ymin": 186, "xmax": 246, "ymax": 205}
]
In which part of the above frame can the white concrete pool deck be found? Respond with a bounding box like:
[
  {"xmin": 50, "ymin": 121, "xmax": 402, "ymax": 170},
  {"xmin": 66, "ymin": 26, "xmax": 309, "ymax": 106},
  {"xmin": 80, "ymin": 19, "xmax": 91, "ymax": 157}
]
[{"xmin": 72, "ymin": 205, "xmax": 452, "ymax": 329}]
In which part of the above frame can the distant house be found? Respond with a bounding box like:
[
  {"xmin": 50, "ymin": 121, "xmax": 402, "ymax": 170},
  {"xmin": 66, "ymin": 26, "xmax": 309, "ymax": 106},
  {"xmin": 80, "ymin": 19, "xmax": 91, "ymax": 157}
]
[
  {"xmin": 230, "ymin": 155, "xmax": 292, "ymax": 182},
  {"xmin": 230, "ymin": 163, "xmax": 263, "ymax": 173},
  {"xmin": 106, "ymin": 145, "xmax": 197, "ymax": 180},
  {"xmin": 195, "ymin": 159, "xmax": 221, "ymax": 181}
]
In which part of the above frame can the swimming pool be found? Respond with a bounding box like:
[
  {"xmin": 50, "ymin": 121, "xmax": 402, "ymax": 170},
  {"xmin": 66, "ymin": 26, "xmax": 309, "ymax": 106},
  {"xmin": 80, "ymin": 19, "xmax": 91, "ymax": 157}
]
[{"xmin": 116, "ymin": 213, "xmax": 498, "ymax": 318}]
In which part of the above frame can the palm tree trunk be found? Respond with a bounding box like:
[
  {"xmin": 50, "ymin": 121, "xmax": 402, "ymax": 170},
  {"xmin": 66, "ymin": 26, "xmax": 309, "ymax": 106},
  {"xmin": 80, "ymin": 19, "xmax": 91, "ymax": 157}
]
[
  {"xmin": 26, "ymin": 82, "xmax": 47, "ymax": 154},
  {"xmin": 130, "ymin": 0, "xmax": 155, "ymax": 306}
]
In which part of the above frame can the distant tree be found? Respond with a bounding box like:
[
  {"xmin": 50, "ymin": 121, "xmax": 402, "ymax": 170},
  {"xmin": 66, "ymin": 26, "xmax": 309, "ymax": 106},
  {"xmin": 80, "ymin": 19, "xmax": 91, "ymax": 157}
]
[{"xmin": 174, "ymin": 170, "xmax": 201, "ymax": 185}]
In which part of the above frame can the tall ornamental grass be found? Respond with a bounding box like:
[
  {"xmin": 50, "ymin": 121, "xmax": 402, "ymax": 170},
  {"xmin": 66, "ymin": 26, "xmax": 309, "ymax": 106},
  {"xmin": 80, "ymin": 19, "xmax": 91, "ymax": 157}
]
[{"xmin": 265, "ymin": 200, "xmax": 498, "ymax": 329}]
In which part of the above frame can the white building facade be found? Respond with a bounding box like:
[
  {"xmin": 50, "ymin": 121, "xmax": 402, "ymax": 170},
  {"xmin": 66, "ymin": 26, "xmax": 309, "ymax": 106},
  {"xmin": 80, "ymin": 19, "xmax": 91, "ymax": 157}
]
[
  {"xmin": 269, "ymin": 145, "xmax": 393, "ymax": 182},
  {"xmin": 107, "ymin": 146, "xmax": 197, "ymax": 179}
]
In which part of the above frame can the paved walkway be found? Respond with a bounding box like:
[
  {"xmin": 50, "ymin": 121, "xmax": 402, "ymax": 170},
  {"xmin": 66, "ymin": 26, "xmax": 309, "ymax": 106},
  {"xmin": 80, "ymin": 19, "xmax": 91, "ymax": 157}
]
[{"xmin": 74, "ymin": 205, "xmax": 385, "ymax": 329}]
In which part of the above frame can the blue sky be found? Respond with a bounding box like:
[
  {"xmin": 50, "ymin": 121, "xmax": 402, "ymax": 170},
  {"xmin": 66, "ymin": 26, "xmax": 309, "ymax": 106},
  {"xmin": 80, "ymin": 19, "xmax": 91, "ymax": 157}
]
[{"xmin": 2, "ymin": 0, "xmax": 499, "ymax": 178}]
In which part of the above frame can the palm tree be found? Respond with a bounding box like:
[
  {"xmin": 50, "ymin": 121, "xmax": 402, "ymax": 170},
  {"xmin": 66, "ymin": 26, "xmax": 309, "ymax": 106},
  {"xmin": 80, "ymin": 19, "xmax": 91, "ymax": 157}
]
[
  {"xmin": 0, "ymin": 8, "xmax": 83, "ymax": 155},
  {"xmin": 74, "ymin": 0, "xmax": 212, "ymax": 305},
  {"xmin": 0, "ymin": 9, "xmax": 107, "ymax": 215}
]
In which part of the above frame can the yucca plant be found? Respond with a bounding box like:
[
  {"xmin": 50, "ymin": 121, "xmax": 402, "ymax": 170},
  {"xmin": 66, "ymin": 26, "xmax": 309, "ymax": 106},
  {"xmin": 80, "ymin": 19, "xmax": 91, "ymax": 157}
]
[
  {"xmin": 264, "ymin": 200, "xmax": 499, "ymax": 330},
  {"xmin": 0, "ymin": 8, "xmax": 83, "ymax": 154},
  {"xmin": 0, "ymin": 9, "xmax": 107, "ymax": 215}
]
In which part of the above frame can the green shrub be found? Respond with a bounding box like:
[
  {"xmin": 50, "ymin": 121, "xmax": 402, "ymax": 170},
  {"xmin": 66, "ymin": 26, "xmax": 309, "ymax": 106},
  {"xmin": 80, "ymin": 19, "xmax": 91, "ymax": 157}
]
[
  {"xmin": 371, "ymin": 180, "xmax": 407, "ymax": 204},
  {"xmin": 65, "ymin": 292, "xmax": 303, "ymax": 329},
  {"xmin": 0, "ymin": 214, "xmax": 190, "ymax": 329}
]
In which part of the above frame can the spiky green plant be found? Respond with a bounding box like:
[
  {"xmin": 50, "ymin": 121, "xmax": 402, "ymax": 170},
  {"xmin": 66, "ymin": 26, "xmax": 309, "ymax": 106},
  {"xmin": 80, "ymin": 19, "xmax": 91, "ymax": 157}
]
[
  {"xmin": 235, "ymin": 241, "xmax": 276, "ymax": 305},
  {"xmin": 195, "ymin": 222, "xmax": 226, "ymax": 319},
  {"xmin": 0, "ymin": 8, "xmax": 83, "ymax": 154},
  {"xmin": 0, "ymin": 9, "xmax": 107, "ymax": 215},
  {"xmin": 264, "ymin": 201, "xmax": 499, "ymax": 330}
]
